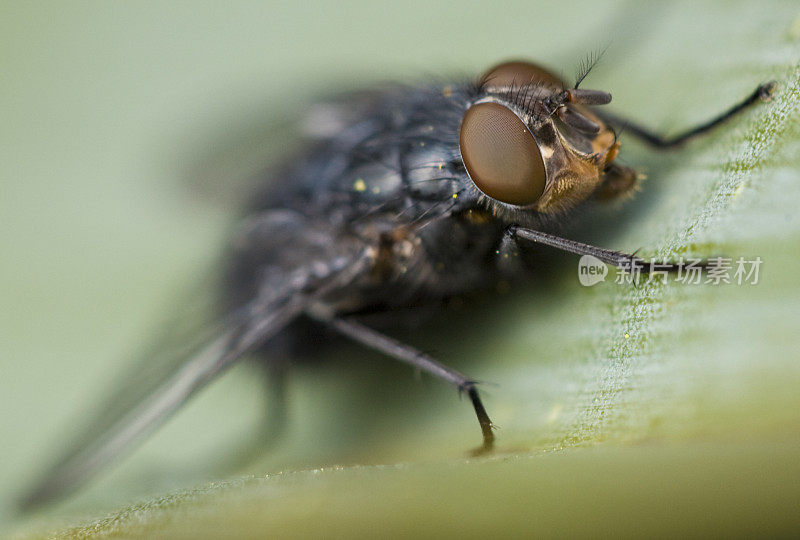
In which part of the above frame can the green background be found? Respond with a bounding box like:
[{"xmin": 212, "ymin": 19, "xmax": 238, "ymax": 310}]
[{"xmin": 2, "ymin": 0, "xmax": 799, "ymax": 537}]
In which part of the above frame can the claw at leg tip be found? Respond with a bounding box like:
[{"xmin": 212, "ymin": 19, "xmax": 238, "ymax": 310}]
[{"xmin": 760, "ymin": 81, "xmax": 777, "ymax": 102}]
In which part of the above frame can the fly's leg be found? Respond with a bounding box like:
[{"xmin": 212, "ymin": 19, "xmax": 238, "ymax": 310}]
[
  {"xmin": 595, "ymin": 81, "xmax": 775, "ymax": 202},
  {"xmin": 256, "ymin": 358, "xmax": 289, "ymax": 445},
  {"xmin": 306, "ymin": 308, "xmax": 495, "ymax": 453},
  {"xmin": 598, "ymin": 81, "xmax": 776, "ymax": 148},
  {"xmin": 217, "ymin": 360, "xmax": 290, "ymax": 472},
  {"xmin": 507, "ymin": 226, "xmax": 707, "ymax": 273}
]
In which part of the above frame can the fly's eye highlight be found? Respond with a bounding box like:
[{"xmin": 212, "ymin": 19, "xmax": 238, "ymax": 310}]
[
  {"xmin": 459, "ymin": 102, "xmax": 546, "ymax": 206},
  {"xmin": 479, "ymin": 60, "xmax": 563, "ymax": 89}
]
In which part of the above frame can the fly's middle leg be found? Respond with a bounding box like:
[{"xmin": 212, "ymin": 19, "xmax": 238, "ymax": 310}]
[{"xmin": 306, "ymin": 307, "xmax": 495, "ymax": 452}]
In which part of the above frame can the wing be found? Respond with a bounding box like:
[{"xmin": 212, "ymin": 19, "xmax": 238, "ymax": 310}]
[
  {"xmin": 182, "ymin": 87, "xmax": 395, "ymax": 211},
  {"xmin": 20, "ymin": 235, "xmax": 370, "ymax": 510}
]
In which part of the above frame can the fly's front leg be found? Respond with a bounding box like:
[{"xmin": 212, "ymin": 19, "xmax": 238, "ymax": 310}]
[
  {"xmin": 506, "ymin": 226, "xmax": 705, "ymax": 273},
  {"xmin": 306, "ymin": 306, "xmax": 495, "ymax": 453},
  {"xmin": 597, "ymin": 81, "xmax": 776, "ymax": 149},
  {"xmin": 592, "ymin": 82, "xmax": 774, "ymax": 202}
]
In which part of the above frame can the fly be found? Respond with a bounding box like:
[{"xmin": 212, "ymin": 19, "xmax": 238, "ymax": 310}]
[{"xmin": 21, "ymin": 59, "xmax": 776, "ymax": 509}]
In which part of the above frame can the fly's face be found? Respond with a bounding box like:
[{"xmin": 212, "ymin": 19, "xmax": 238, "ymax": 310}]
[{"xmin": 459, "ymin": 61, "xmax": 628, "ymax": 216}]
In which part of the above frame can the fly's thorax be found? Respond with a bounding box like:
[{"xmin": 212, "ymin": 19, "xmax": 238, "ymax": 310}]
[{"xmin": 345, "ymin": 207, "xmax": 504, "ymax": 307}]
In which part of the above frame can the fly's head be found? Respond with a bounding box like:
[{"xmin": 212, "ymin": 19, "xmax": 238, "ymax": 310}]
[{"xmin": 459, "ymin": 60, "xmax": 630, "ymax": 220}]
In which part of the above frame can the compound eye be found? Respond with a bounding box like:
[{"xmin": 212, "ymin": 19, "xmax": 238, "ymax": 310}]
[
  {"xmin": 479, "ymin": 60, "xmax": 564, "ymax": 89},
  {"xmin": 460, "ymin": 102, "xmax": 546, "ymax": 206}
]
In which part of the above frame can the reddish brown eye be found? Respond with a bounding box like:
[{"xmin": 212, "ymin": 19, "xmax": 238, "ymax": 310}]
[
  {"xmin": 460, "ymin": 102, "xmax": 546, "ymax": 206},
  {"xmin": 479, "ymin": 60, "xmax": 564, "ymax": 89}
]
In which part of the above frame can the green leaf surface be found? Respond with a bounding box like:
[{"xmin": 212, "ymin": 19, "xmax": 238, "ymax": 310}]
[{"xmin": 3, "ymin": 1, "xmax": 800, "ymax": 537}]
